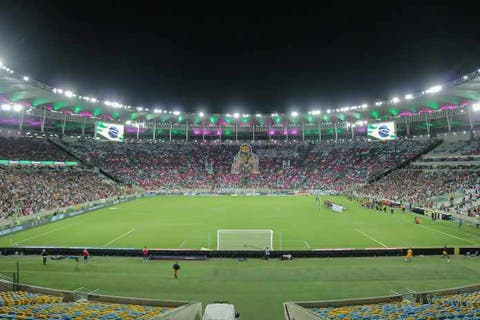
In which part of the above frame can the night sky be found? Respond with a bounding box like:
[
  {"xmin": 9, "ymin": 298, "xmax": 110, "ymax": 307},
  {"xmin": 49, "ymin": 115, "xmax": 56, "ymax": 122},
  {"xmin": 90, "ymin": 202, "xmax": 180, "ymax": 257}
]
[{"xmin": 0, "ymin": 1, "xmax": 479, "ymax": 113}]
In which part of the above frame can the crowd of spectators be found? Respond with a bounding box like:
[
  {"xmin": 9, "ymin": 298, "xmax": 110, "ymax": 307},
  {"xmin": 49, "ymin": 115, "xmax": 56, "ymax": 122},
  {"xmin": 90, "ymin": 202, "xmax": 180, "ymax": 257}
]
[
  {"xmin": 0, "ymin": 136, "xmax": 132, "ymax": 222},
  {"xmin": 59, "ymin": 137, "xmax": 433, "ymax": 192},
  {"xmin": 356, "ymin": 137, "xmax": 480, "ymax": 217},
  {"xmin": 0, "ymin": 136, "xmax": 75, "ymax": 161},
  {"xmin": 0, "ymin": 166, "xmax": 131, "ymax": 221}
]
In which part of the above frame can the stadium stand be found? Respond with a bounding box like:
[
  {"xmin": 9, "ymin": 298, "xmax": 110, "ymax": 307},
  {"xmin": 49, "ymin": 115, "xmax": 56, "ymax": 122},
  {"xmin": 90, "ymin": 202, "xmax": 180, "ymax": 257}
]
[
  {"xmin": 57, "ymin": 137, "xmax": 434, "ymax": 192},
  {"xmin": 284, "ymin": 286, "xmax": 480, "ymax": 320},
  {"xmin": 0, "ymin": 281, "xmax": 202, "ymax": 319},
  {"xmin": 0, "ymin": 136, "xmax": 132, "ymax": 223},
  {"xmin": 357, "ymin": 133, "xmax": 480, "ymax": 220}
]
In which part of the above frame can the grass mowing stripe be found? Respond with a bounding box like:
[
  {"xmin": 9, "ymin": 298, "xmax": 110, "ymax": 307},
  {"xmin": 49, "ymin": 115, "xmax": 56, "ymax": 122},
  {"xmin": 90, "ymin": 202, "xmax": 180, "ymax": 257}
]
[
  {"xmin": 103, "ymin": 229, "xmax": 135, "ymax": 247},
  {"xmin": 354, "ymin": 229, "xmax": 388, "ymax": 248},
  {"xmin": 417, "ymin": 225, "xmax": 477, "ymax": 244}
]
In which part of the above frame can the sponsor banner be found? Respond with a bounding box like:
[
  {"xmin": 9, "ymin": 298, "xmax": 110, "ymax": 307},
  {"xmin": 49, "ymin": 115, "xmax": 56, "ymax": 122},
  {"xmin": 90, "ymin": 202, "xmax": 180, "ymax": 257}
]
[
  {"xmin": 0, "ymin": 225, "xmax": 24, "ymax": 236},
  {"xmin": 50, "ymin": 214, "xmax": 65, "ymax": 222}
]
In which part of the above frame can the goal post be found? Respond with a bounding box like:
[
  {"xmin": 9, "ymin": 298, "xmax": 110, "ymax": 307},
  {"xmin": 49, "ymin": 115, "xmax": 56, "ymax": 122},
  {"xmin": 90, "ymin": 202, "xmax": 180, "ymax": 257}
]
[{"xmin": 217, "ymin": 229, "xmax": 273, "ymax": 250}]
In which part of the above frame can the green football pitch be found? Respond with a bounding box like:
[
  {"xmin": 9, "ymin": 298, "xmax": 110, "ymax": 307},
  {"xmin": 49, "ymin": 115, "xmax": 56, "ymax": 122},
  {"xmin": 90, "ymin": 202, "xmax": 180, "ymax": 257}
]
[
  {"xmin": 1, "ymin": 196, "xmax": 480, "ymax": 319},
  {"xmin": 1, "ymin": 256, "xmax": 480, "ymax": 319},
  {"xmin": 0, "ymin": 196, "xmax": 479, "ymax": 249}
]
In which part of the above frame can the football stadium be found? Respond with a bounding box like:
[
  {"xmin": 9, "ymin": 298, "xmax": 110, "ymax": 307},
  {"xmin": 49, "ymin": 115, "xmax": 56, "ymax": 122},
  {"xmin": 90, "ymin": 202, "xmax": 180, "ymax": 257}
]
[{"xmin": 1, "ymin": 3, "xmax": 480, "ymax": 320}]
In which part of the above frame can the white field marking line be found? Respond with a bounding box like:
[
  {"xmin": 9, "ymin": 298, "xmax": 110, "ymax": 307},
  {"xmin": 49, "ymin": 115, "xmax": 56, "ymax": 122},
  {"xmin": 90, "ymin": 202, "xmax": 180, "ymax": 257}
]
[
  {"xmin": 15, "ymin": 227, "xmax": 67, "ymax": 244},
  {"xmin": 179, "ymin": 240, "xmax": 186, "ymax": 248},
  {"xmin": 354, "ymin": 229, "xmax": 388, "ymax": 248},
  {"xmin": 103, "ymin": 229, "xmax": 135, "ymax": 247},
  {"xmin": 417, "ymin": 224, "xmax": 477, "ymax": 244},
  {"xmin": 303, "ymin": 241, "xmax": 311, "ymax": 249}
]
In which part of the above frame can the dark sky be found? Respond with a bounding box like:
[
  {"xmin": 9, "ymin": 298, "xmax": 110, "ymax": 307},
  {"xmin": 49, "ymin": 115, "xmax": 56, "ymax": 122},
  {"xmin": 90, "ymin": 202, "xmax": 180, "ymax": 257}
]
[{"xmin": 0, "ymin": 1, "xmax": 479, "ymax": 113}]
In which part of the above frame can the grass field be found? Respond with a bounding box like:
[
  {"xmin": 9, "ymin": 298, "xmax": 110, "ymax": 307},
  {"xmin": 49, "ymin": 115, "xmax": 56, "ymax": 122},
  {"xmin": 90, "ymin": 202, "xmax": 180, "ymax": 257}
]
[
  {"xmin": 1, "ymin": 256, "xmax": 480, "ymax": 319},
  {"xmin": 0, "ymin": 196, "xmax": 479, "ymax": 249},
  {"xmin": 1, "ymin": 196, "xmax": 480, "ymax": 319}
]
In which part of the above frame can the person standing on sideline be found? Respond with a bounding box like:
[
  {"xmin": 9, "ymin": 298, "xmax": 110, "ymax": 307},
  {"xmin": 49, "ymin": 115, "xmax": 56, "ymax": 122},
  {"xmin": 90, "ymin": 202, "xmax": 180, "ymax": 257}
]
[
  {"xmin": 82, "ymin": 248, "xmax": 89, "ymax": 264},
  {"xmin": 405, "ymin": 248, "xmax": 413, "ymax": 262},
  {"xmin": 173, "ymin": 261, "xmax": 181, "ymax": 279},
  {"xmin": 142, "ymin": 246, "xmax": 149, "ymax": 262},
  {"xmin": 442, "ymin": 245, "xmax": 450, "ymax": 262},
  {"xmin": 41, "ymin": 249, "xmax": 47, "ymax": 266},
  {"xmin": 264, "ymin": 247, "xmax": 270, "ymax": 260},
  {"xmin": 458, "ymin": 218, "xmax": 463, "ymax": 229}
]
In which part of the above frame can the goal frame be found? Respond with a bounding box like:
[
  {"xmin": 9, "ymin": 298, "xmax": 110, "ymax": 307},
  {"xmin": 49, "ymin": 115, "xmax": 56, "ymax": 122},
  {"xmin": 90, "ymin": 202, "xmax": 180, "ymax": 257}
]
[{"xmin": 216, "ymin": 229, "xmax": 273, "ymax": 250}]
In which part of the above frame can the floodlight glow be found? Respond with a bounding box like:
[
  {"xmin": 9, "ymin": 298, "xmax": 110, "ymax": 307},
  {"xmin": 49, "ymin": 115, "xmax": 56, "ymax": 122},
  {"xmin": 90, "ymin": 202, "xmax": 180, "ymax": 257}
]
[
  {"xmin": 361, "ymin": 104, "xmax": 368, "ymax": 109},
  {"xmin": 0, "ymin": 60, "xmax": 3, "ymax": 67},
  {"xmin": 255, "ymin": 113, "xmax": 262, "ymax": 117},
  {"xmin": 64, "ymin": 91, "xmax": 74, "ymax": 98},
  {"xmin": 473, "ymin": 103, "xmax": 480, "ymax": 112},
  {"xmin": 233, "ymin": 113, "xmax": 240, "ymax": 119},
  {"xmin": 405, "ymin": 94, "xmax": 414, "ymax": 100},
  {"xmin": 291, "ymin": 111, "xmax": 298, "ymax": 117},
  {"xmin": 13, "ymin": 104, "xmax": 23, "ymax": 112},
  {"xmin": 57, "ymin": 89, "xmax": 63, "ymax": 94},
  {"xmin": 1, "ymin": 104, "xmax": 11, "ymax": 111},
  {"xmin": 464, "ymin": 75, "xmax": 468, "ymax": 80},
  {"xmin": 137, "ymin": 107, "xmax": 143, "ymax": 111},
  {"xmin": 23, "ymin": 76, "xmax": 29, "ymax": 81},
  {"xmin": 242, "ymin": 114, "xmax": 249, "ymax": 117},
  {"xmin": 426, "ymin": 85, "xmax": 442, "ymax": 94},
  {"xmin": 199, "ymin": 112, "xmax": 204, "ymax": 117},
  {"xmin": 392, "ymin": 97, "xmax": 400, "ymax": 103},
  {"xmin": 375, "ymin": 101, "xmax": 383, "ymax": 106},
  {"xmin": 173, "ymin": 111, "xmax": 180, "ymax": 115},
  {"xmin": 326, "ymin": 109, "xmax": 331, "ymax": 114}
]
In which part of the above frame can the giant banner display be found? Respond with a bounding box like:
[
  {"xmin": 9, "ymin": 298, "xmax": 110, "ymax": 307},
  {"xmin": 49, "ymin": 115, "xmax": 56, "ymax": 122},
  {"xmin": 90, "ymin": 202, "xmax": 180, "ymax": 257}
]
[
  {"xmin": 231, "ymin": 144, "xmax": 259, "ymax": 174},
  {"xmin": 95, "ymin": 122, "xmax": 124, "ymax": 142},
  {"xmin": 367, "ymin": 122, "xmax": 396, "ymax": 141}
]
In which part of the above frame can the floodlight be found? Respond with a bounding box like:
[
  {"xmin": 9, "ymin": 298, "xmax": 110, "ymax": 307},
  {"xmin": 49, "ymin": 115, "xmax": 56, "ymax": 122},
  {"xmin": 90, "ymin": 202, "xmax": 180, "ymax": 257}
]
[
  {"xmin": 405, "ymin": 94, "xmax": 414, "ymax": 100},
  {"xmin": 425, "ymin": 85, "xmax": 442, "ymax": 94},
  {"xmin": 392, "ymin": 97, "xmax": 400, "ymax": 103},
  {"xmin": 464, "ymin": 75, "xmax": 468, "ymax": 80},
  {"xmin": 326, "ymin": 109, "xmax": 331, "ymax": 114},
  {"xmin": 361, "ymin": 104, "xmax": 368, "ymax": 109},
  {"xmin": 0, "ymin": 60, "xmax": 3, "ymax": 67},
  {"xmin": 473, "ymin": 103, "xmax": 480, "ymax": 112},
  {"xmin": 199, "ymin": 112, "xmax": 204, "ymax": 117},
  {"xmin": 13, "ymin": 104, "xmax": 23, "ymax": 112},
  {"xmin": 255, "ymin": 113, "xmax": 262, "ymax": 117},
  {"xmin": 173, "ymin": 111, "xmax": 180, "ymax": 115},
  {"xmin": 233, "ymin": 113, "xmax": 240, "ymax": 119},
  {"xmin": 291, "ymin": 111, "xmax": 298, "ymax": 117},
  {"xmin": 23, "ymin": 76, "xmax": 29, "ymax": 81},
  {"xmin": 375, "ymin": 101, "xmax": 383, "ymax": 106}
]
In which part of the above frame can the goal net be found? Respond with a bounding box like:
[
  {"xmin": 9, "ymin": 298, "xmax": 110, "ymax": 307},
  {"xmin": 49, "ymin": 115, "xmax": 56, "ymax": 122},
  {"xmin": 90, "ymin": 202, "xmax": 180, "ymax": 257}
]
[{"xmin": 217, "ymin": 229, "xmax": 273, "ymax": 250}]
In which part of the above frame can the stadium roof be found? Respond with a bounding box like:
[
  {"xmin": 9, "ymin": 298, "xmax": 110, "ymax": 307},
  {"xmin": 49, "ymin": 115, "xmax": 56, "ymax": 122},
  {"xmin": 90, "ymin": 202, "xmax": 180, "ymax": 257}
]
[{"xmin": 1, "ymin": 62, "xmax": 480, "ymax": 125}]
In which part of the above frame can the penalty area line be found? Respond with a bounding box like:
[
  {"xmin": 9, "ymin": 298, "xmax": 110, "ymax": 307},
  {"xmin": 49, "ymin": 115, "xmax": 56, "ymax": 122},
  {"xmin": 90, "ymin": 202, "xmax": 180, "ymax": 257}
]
[
  {"xmin": 354, "ymin": 229, "xmax": 388, "ymax": 248},
  {"xmin": 179, "ymin": 240, "xmax": 186, "ymax": 248},
  {"xmin": 103, "ymin": 229, "xmax": 135, "ymax": 247},
  {"xmin": 418, "ymin": 225, "xmax": 477, "ymax": 245},
  {"xmin": 15, "ymin": 227, "xmax": 67, "ymax": 244}
]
